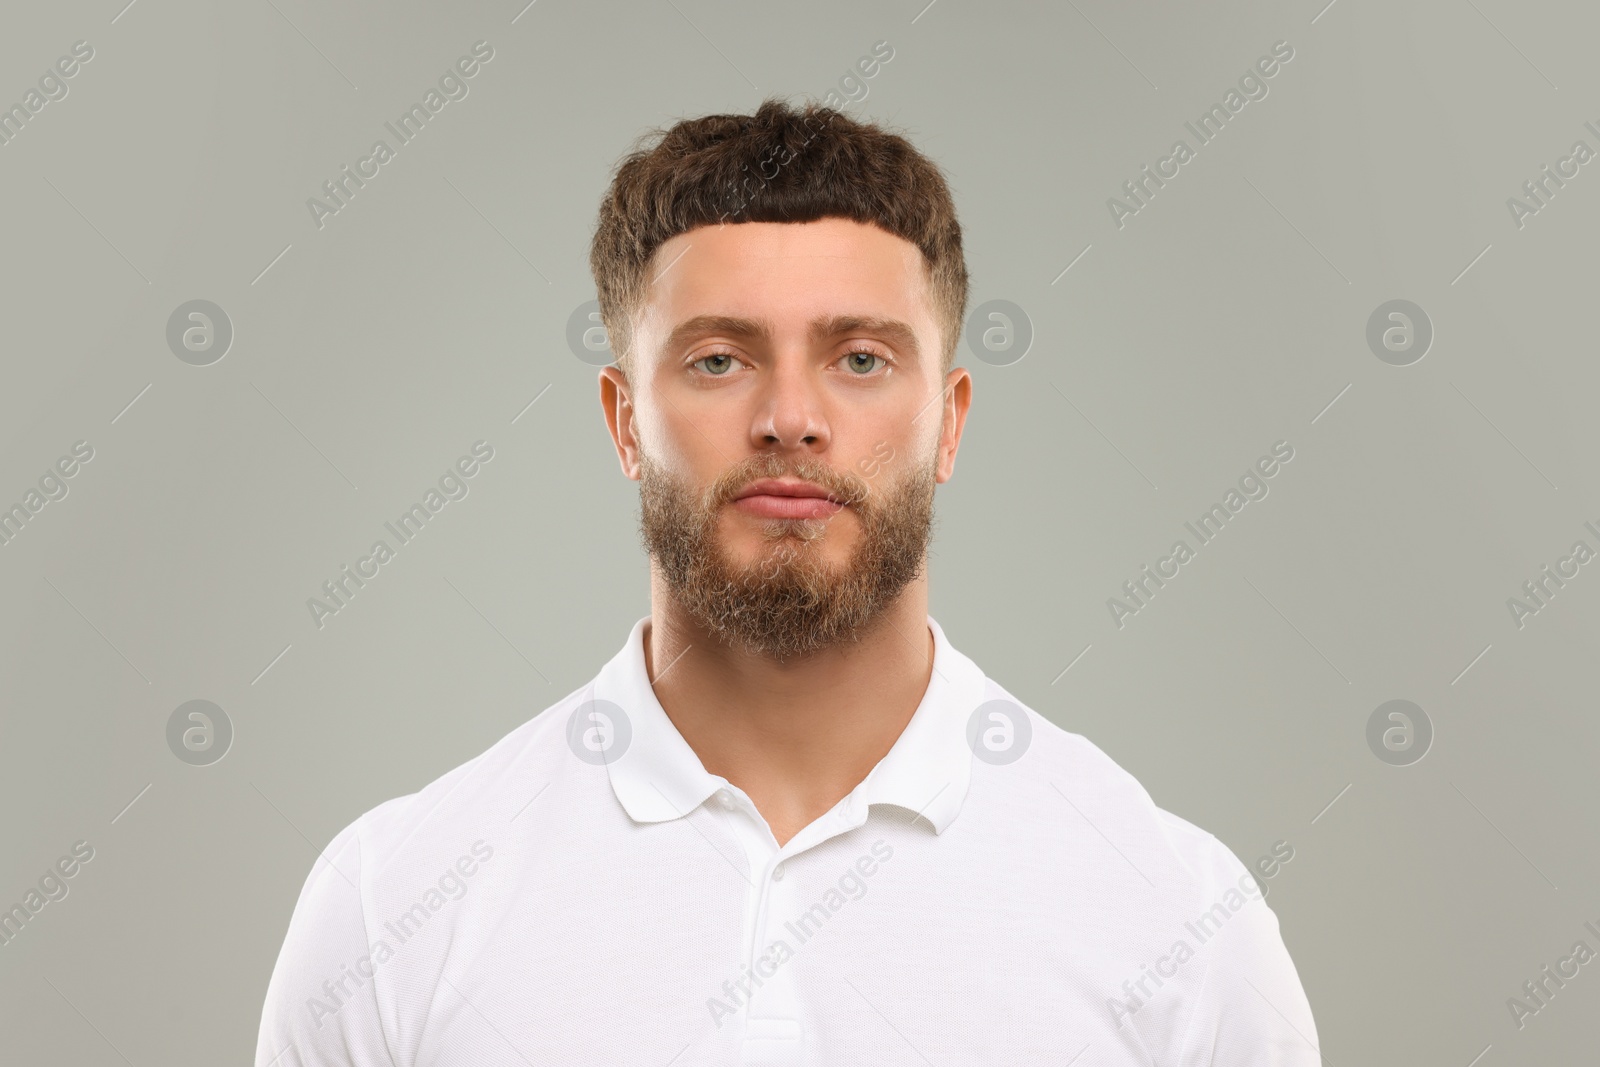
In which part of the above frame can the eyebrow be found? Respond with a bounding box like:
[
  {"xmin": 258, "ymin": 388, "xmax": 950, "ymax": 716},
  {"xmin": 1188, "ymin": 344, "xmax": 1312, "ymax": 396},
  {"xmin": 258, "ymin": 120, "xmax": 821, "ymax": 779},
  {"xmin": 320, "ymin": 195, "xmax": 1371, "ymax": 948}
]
[{"xmin": 661, "ymin": 314, "xmax": 923, "ymax": 364}]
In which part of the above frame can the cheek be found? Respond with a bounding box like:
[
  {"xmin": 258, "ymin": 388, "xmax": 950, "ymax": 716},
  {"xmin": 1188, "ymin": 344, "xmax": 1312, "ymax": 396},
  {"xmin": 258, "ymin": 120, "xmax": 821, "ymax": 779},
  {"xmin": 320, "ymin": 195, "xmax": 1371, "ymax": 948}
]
[
  {"xmin": 887, "ymin": 411, "xmax": 940, "ymax": 463},
  {"xmin": 638, "ymin": 396, "xmax": 705, "ymax": 461},
  {"xmin": 656, "ymin": 407, "xmax": 741, "ymax": 479},
  {"xmin": 640, "ymin": 364, "xmax": 745, "ymax": 443},
  {"xmin": 852, "ymin": 426, "xmax": 935, "ymax": 496}
]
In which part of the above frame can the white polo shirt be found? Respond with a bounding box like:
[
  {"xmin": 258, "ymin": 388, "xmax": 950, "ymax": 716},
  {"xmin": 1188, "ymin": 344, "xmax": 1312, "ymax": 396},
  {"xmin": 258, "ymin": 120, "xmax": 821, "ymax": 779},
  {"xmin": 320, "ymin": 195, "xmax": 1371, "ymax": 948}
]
[{"xmin": 256, "ymin": 615, "xmax": 1320, "ymax": 1066}]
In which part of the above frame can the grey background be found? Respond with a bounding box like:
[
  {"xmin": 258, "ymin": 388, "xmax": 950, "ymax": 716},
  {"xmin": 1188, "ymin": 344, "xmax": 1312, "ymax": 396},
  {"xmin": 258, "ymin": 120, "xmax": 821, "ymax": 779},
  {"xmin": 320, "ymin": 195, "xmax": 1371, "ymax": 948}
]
[{"xmin": 1, "ymin": 0, "xmax": 1596, "ymax": 1063}]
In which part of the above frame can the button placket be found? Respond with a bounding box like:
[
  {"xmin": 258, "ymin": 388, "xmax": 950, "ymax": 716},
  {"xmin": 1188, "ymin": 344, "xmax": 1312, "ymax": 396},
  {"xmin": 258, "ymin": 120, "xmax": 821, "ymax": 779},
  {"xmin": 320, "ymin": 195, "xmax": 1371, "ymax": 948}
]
[
  {"xmin": 724, "ymin": 793, "xmax": 868, "ymax": 1060},
  {"xmin": 747, "ymin": 855, "xmax": 780, "ymax": 977},
  {"xmin": 739, "ymin": 851, "xmax": 803, "ymax": 1062}
]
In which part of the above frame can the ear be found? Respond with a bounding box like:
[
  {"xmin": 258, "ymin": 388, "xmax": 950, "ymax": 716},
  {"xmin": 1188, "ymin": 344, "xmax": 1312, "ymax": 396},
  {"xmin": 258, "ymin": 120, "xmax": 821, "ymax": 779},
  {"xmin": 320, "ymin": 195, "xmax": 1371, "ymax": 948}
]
[
  {"xmin": 935, "ymin": 367, "xmax": 972, "ymax": 483},
  {"xmin": 599, "ymin": 366, "xmax": 641, "ymax": 481}
]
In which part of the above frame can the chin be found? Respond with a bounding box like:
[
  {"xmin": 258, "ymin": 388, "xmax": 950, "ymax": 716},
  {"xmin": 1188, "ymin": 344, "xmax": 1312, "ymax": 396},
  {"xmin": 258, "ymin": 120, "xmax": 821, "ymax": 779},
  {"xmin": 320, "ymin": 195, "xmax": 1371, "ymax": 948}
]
[{"xmin": 728, "ymin": 528, "xmax": 849, "ymax": 567}]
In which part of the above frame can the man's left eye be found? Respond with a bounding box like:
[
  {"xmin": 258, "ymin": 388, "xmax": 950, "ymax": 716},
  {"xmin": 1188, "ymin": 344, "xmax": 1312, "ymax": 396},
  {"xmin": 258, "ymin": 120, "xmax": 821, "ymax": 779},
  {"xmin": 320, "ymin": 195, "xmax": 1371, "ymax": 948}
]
[{"xmin": 842, "ymin": 351, "xmax": 884, "ymax": 374}]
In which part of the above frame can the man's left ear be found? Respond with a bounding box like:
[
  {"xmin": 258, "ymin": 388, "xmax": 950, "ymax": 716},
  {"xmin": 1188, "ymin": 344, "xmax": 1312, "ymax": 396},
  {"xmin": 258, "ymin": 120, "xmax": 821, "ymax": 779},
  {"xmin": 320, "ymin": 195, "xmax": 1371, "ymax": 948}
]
[
  {"xmin": 599, "ymin": 365, "xmax": 642, "ymax": 481},
  {"xmin": 935, "ymin": 368, "xmax": 972, "ymax": 484}
]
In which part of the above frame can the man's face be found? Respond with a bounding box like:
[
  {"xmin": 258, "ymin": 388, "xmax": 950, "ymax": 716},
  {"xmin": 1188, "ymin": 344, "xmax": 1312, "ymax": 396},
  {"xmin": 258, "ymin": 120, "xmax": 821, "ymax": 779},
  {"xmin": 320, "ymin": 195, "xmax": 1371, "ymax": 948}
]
[{"xmin": 599, "ymin": 218, "xmax": 971, "ymax": 660}]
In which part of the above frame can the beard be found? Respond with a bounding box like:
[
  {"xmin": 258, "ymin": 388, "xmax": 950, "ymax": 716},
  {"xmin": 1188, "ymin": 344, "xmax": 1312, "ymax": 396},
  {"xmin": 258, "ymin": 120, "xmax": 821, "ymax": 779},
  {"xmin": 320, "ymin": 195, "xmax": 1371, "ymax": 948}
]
[{"xmin": 638, "ymin": 446, "xmax": 937, "ymax": 662}]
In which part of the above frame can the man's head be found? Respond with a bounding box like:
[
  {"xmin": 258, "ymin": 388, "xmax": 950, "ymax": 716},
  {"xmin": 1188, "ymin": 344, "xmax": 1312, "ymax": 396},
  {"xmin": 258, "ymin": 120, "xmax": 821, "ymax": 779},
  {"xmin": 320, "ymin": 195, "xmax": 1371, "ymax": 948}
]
[{"xmin": 591, "ymin": 98, "xmax": 972, "ymax": 660}]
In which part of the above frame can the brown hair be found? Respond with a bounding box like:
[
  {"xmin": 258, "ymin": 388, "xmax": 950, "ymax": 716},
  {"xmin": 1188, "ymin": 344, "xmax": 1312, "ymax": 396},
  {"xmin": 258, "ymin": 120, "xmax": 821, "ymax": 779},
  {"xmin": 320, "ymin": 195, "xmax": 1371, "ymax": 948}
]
[{"xmin": 588, "ymin": 97, "xmax": 969, "ymax": 381}]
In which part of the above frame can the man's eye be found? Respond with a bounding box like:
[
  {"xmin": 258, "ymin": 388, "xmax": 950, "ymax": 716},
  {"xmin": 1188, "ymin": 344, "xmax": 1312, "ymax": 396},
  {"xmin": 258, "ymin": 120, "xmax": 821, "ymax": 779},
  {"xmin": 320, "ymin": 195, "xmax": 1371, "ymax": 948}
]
[
  {"xmin": 842, "ymin": 351, "xmax": 884, "ymax": 374},
  {"xmin": 694, "ymin": 353, "xmax": 738, "ymax": 375}
]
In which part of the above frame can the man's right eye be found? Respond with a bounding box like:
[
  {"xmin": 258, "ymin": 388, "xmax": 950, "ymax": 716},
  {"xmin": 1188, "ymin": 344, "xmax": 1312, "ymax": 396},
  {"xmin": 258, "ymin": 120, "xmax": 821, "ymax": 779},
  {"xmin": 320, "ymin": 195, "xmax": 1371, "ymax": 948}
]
[{"xmin": 694, "ymin": 353, "xmax": 738, "ymax": 375}]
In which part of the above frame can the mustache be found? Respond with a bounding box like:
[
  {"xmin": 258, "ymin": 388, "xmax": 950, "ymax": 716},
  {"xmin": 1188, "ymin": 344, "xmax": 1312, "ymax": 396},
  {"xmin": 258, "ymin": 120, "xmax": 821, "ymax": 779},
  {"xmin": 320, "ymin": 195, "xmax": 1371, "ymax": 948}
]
[{"xmin": 705, "ymin": 453, "xmax": 872, "ymax": 511}]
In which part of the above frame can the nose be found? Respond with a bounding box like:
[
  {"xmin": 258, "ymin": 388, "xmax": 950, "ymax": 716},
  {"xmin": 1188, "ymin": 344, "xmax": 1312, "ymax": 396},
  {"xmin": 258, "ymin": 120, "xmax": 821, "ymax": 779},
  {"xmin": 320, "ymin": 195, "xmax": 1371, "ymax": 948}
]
[{"xmin": 749, "ymin": 356, "xmax": 831, "ymax": 454}]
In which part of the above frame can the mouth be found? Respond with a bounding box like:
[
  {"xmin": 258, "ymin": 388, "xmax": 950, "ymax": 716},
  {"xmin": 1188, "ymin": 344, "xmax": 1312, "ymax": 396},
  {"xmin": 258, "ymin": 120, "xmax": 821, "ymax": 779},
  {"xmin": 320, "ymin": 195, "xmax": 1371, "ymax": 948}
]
[{"xmin": 731, "ymin": 478, "xmax": 846, "ymax": 520}]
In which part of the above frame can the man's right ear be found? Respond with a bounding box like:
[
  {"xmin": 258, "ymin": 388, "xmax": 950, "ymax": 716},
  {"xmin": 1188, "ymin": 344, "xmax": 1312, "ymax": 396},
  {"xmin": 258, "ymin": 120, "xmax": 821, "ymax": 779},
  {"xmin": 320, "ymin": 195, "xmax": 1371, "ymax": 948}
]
[{"xmin": 598, "ymin": 366, "xmax": 641, "ymax": 480}]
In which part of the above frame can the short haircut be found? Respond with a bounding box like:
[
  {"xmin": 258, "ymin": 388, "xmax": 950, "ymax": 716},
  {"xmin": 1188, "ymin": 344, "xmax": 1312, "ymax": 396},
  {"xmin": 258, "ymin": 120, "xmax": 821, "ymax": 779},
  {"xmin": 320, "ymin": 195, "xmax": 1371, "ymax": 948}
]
[{"xmin": 589, "ymin": 97, "xmax": 969, "ymax": 381}]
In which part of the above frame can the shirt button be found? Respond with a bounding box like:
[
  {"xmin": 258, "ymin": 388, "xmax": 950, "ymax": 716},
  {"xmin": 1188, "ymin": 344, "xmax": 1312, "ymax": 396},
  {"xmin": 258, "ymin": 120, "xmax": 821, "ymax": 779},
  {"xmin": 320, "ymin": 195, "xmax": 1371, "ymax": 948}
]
[
  {"xmin": 772, "ymin": 863, "xmax": 785, "ymax": 881},
  {"xmin": 716, "ymin": 790, "xmax": 735, "ymax": 810}
]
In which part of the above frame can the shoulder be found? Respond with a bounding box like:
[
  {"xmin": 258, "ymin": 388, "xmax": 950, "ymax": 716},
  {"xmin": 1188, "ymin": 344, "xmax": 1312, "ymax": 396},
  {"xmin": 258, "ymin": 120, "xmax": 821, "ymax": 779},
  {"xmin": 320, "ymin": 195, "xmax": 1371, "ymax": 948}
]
[
  {"xmin": 272, "ymin": 674, "xmax": 603, "ymax": 958},
  {"xmin": 978, "ymin": 674, "xmax": 1253, "ymax": 885},
  {"xmin": 337, "ymin": 677, "xmax": 596, "ymax": 871},
  {"xmin": 971, "ymin": 678, "xmax": 1319, "ymax": 1063},
  {"xmin": 255, "ymin": 681, "xmax": 599, "ymax": 1064}
]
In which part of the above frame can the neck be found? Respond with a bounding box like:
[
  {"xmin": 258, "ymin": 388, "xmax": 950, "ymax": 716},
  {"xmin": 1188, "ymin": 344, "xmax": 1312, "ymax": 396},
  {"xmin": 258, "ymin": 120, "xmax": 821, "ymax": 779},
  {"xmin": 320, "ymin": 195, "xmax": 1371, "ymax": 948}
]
[{"xmin": 644, "ymin": 565, "xmax": 935, "ymax": 847}]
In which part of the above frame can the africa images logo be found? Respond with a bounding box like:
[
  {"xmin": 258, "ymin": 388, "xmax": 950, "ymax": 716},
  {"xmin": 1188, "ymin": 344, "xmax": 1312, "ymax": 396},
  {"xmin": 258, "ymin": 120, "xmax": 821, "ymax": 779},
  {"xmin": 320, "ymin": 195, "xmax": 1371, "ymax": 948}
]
[
  {"xmin": 1106, "ymin": 440, "xmax": 1295, "ymax": 629},
  {"xmin": 306, "ymin": 441, "xmax": 495, "ymax": 629},
  {"xmin": 1106, "ymin": 40, "xmax": 1295, "ymax": 229},
  {"xmin": 306, "ymin": 41, "xmax": 495, "ymax": 230}
]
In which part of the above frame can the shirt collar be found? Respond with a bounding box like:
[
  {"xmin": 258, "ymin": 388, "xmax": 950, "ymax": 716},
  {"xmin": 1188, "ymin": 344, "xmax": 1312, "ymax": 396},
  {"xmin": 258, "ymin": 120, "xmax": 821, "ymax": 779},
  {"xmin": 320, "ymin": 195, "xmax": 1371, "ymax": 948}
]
[{"xmin": 591, "ymin": 614, "xmax": 986, "ymax": 835}]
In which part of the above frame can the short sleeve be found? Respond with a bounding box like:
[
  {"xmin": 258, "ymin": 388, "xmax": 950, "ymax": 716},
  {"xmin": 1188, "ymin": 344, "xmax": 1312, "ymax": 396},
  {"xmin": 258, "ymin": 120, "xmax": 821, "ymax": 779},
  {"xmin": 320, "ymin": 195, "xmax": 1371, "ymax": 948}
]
[
  {"xmin": 255, "ymin": 818, "xmax": 395, "ymax": 1067},
  {"xmin": 1178, "ymin": 841, "xmax": 1321, "ymax": 1066}
]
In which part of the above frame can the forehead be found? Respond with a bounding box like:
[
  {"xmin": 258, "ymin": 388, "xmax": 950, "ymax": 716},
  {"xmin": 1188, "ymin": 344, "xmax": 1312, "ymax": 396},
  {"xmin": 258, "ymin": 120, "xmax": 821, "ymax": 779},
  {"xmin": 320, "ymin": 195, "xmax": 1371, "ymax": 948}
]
[{"xmin": 636, "ymin": 218, "xmax": 936, "ymax": 353}]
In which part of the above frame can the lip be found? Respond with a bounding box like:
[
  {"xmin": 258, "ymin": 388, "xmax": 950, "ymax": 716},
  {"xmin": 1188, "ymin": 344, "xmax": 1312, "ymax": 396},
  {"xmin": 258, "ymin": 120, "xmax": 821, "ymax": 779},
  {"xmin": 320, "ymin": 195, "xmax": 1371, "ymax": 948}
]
[
  {"xmin": 734, "ymin": 479, "xmax": 838, "ymax": 503},
  {"xmin": 731, "ymin": 478, "xmax": 845, "ymax": 520}
]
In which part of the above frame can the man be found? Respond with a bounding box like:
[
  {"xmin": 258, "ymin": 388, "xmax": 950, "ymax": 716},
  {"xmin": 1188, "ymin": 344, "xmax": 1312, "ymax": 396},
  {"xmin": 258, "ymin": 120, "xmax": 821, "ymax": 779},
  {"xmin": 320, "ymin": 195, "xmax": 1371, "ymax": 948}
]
[{"xmin": 256, "ymin": 98, "xmax": 1320, "ymax": 1065}]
